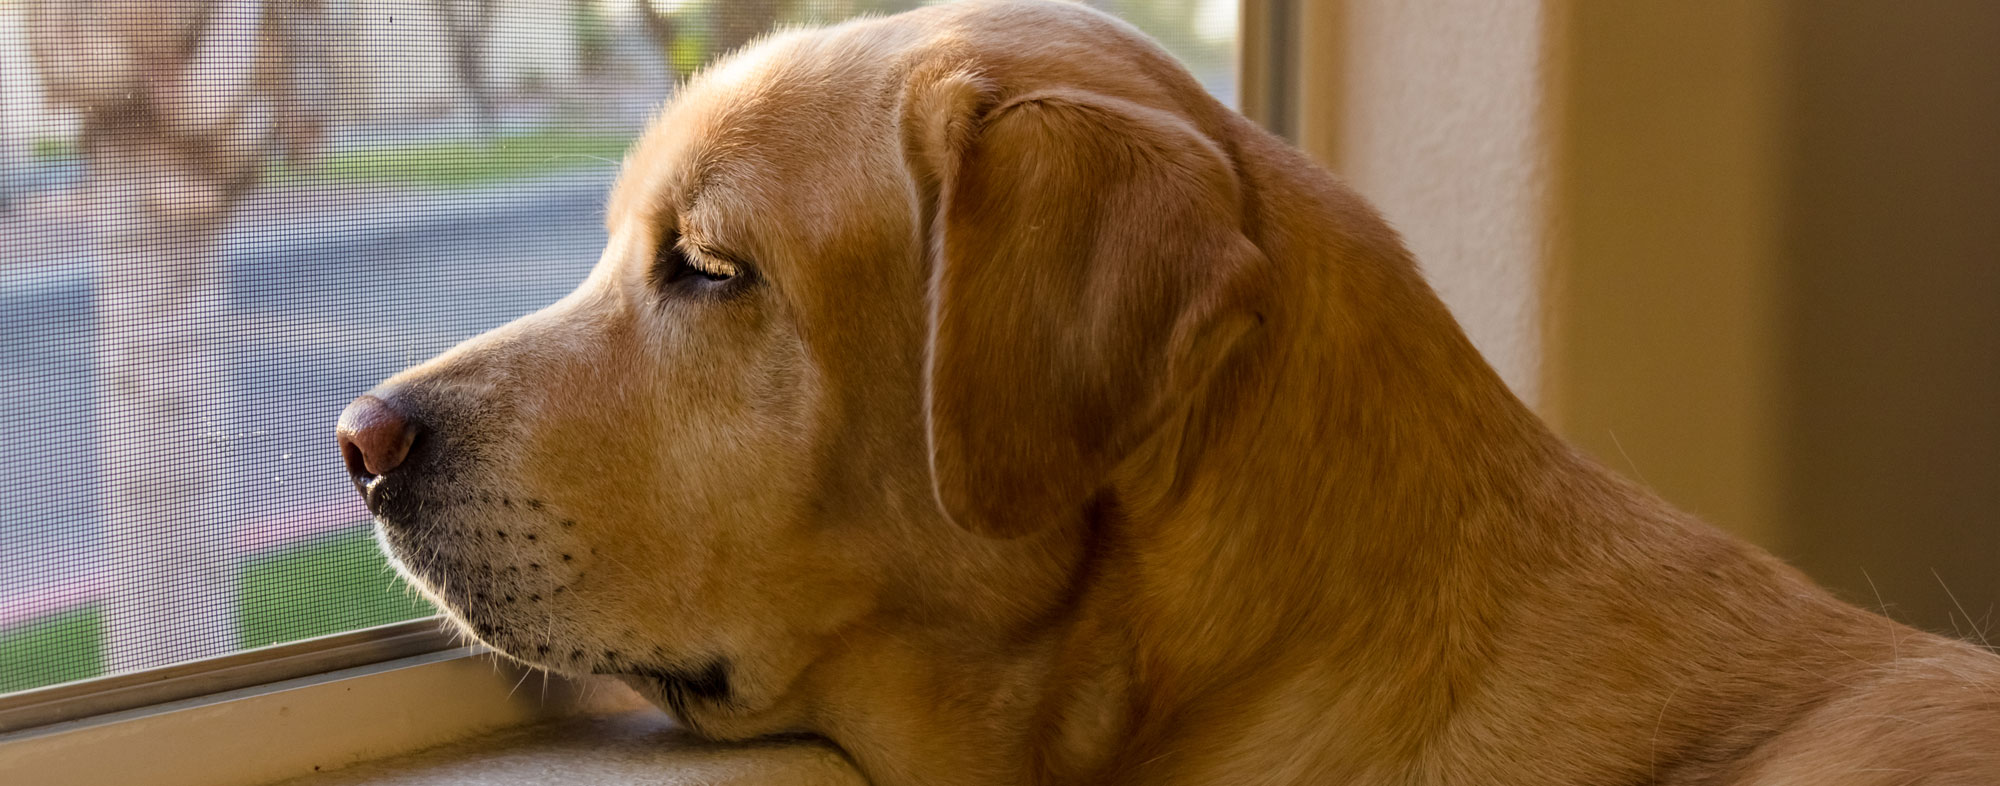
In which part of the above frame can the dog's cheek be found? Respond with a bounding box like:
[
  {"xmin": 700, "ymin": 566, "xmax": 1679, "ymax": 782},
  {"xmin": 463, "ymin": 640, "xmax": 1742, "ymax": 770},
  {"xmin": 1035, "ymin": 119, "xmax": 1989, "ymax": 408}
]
[{"xmin": 522, "ymin": 293, "xmax": 827, "ymax": 615}]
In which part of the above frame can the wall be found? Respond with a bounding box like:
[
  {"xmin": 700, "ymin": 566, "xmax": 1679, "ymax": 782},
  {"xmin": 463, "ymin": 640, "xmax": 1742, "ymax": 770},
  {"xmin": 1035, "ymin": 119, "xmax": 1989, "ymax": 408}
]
[
  {"xmin": 1548, "ymin": 0, "xmax": 2000, "ymax": 635},
  {"xmin": 1545, "ymin": 0, "xmax": 1787, "ymax": 547},
  {"xmin": 1780, "ymin": 0, "xmax": 2000, "ymax": 637},
  {"xmin": 1284, "ymin": 0, "xmax": 2000, "ymax": 636},
  {"xmin": 1294, "ymin": 0, "xmax": 1551, "ymax": 406}
]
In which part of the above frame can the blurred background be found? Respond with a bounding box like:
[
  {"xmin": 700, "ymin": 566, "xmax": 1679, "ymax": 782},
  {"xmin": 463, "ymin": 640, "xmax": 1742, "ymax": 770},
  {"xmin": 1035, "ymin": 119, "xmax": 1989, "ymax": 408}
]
[
  {"xmin": 1264, "ymin": 0, "xmax": 1997, "ymax": 645},
  {"xmin": 0, "ymin": 0, "xmax": 1992, "ymax": 697}
]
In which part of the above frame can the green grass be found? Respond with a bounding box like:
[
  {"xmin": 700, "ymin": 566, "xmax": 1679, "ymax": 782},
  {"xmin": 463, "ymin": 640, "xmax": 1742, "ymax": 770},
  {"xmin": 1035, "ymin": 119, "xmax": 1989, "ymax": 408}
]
[
  {"xmin": 28, "ymin": 128, "xmax": 630, "ymax": 186},
  {"xmin": 271, "ymin": 129, "xmax": 633, "ymax": 188},
  {"xmin": 0, "ymin": 606, "xmax": 103, "ymax": 694},
  {"xmin": 237, "ymin": 526, "xmax": 436, "ymax": 649},
  {"xmin": 0, "ymin": 525, "xmax": 435, "ymax": 694}
]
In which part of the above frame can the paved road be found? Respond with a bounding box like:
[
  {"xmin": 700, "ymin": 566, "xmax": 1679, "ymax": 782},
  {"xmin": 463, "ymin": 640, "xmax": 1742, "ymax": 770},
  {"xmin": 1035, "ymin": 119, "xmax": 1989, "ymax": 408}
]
[{"xmin": 0, "ymin": 169, "xmax": 617, "ymax": 615}]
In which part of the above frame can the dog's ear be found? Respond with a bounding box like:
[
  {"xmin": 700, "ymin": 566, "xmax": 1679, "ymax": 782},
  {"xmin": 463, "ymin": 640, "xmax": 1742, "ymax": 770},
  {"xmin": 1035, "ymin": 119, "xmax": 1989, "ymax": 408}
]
[{"xmin": 902, "ymin": 71, "xmax": 1264, "ymax": 538}]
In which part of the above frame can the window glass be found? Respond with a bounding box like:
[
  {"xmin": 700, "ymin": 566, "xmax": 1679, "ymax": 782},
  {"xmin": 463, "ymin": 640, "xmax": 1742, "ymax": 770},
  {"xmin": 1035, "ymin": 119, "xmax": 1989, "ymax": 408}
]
[{"xmin": 0, "ymin": 0, "xmax": 1236, "ymax": 695}]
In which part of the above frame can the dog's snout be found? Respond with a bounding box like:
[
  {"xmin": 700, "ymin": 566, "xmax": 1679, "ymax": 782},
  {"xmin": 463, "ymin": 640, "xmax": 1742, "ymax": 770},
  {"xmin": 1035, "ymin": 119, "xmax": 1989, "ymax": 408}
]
[{"xmin": 337, "ymin": 394, "xmax": 419, "ymax": 483}]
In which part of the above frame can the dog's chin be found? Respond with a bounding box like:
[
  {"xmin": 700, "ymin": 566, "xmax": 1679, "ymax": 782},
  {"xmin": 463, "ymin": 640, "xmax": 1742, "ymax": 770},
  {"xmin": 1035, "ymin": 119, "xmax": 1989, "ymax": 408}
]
[
  {"xmin": 368, "ymin": 488, "xmax": 795, "ymax": 741},
  {"xmin": 374, "ymin": 525, "xmax": 499, "ymax": 643},
  {"xmin": 372, "ymin": 515, "xmax": 583, "ymax": 670},
  {"xmin": 375, "ymin": 517, "xmax": 762, "ymax": 730}
]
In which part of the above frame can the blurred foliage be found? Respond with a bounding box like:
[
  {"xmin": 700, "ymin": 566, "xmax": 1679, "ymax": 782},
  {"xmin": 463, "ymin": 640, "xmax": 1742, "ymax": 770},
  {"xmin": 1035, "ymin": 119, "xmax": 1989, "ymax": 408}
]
[
  {"xmin": 29, "ymin": 137, "xmax": 75, "ymax": 162},
  {"xmin": 1087, "ymin": 0, "xmax": 1235, "ymax": 81},
  {"xmin": 571, "ymin": 0, "xmax": 618, "ymax": 72},
  {"xmin": 633, "ymin": 0, "xmax": 1231, "ymax": 88}
]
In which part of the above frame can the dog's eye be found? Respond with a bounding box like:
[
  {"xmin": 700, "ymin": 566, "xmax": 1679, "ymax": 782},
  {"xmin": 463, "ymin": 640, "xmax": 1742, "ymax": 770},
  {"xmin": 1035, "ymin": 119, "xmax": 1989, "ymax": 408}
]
[{"xmin": 655, "ymin": 240, "xmax": 751, "ymax": 296}]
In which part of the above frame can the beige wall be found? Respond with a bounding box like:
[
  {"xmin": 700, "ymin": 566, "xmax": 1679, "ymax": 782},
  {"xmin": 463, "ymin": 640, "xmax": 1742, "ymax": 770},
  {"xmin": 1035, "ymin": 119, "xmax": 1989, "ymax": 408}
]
[
  {"xmin": 1296, "ymin": 0, "xmax": 1552, "ymax": 406},
  {"xmin": 1545, "ymin": 0, "xmax": 1788, "ymax": 547},
  {"xmin": 1283, "ymin": 0, "xmax": 2000, "ymax": 636}
]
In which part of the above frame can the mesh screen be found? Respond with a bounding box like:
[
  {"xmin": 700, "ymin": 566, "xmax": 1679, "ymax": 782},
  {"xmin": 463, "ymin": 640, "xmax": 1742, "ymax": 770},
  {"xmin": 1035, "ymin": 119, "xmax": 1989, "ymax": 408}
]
[{"xmin": 0, "ymin": 0, "xmax": 1236, "ymax": 695}]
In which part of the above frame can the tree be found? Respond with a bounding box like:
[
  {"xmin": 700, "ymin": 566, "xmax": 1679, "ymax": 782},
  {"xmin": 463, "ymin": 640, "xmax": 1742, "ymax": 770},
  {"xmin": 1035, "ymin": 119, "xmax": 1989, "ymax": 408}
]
[
  {"xmin": 25, "ymin": 0, "xmax": 328, "ymax": 672},
  {"xmin": 431, "ymin": 0, "xmax": 499, "ymax": 126},
  {"xmin": 634, "ymin": 0, "xmax": 783, "ymax": 80}
]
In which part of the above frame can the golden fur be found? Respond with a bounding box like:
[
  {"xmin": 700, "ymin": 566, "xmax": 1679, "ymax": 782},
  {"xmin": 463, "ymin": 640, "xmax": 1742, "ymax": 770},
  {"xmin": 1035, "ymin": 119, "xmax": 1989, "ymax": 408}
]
[{"xmin": 355, "ymin": 2, "xmax": 2000, "ymax": 784}]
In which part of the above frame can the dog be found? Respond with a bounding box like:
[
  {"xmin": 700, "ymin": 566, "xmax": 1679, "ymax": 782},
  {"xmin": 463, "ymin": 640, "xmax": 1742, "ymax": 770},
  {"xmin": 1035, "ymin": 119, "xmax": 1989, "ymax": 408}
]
[{"xmin": 335, "ymin": 1, "xmax": 2000, "ymax": 783}]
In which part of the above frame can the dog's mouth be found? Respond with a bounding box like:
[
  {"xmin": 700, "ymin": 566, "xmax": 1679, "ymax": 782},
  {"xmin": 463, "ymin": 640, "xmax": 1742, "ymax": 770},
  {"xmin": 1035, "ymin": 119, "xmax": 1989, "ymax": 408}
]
[
  {"xmin": 360, "ymin": 475, "xmax": 420, "ymax": 526},
  {"xmin": 370, "ymin": 488, "xmax": 597, "ymax": 662},
  {"xmin": 373, "ymin": 503, "xmax": 743, "ymax": 725}
]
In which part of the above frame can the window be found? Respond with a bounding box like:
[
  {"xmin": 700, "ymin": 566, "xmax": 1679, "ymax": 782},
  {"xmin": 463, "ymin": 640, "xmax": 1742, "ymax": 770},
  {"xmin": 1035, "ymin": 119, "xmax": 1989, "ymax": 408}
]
[{"xmin": 0, "ymin": 0, "xmax": 1237, "ymax": 708}]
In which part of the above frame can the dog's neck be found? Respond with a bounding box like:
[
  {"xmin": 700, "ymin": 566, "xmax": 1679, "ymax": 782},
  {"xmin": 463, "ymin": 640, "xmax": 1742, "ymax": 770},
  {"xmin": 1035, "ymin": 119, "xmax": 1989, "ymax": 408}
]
[
  {"xmin": 1065, "ymin": 210, "xmax": 1572, "ymax": 782},
  {"xmin": 804, "ymin": 128, "xmax": 1875, "ymax": 786},
  {"xmin": 811, "ymin": 145, "xmax": 1588, "ymax": 785}
]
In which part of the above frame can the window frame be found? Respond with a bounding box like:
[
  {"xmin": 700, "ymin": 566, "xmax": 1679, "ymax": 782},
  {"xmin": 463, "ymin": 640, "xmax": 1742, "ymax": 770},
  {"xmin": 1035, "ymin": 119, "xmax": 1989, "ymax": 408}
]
[
  {"xmin": 0, "ymin": 619, "xmax": 456, "ymax": 734},
  {"xmin": 0, "ymin": 641, "xmax": 634, "ymax": 786},
  {"xmin": 0, "ymin": 5, "xmax": 1286, "ymax": 781}
]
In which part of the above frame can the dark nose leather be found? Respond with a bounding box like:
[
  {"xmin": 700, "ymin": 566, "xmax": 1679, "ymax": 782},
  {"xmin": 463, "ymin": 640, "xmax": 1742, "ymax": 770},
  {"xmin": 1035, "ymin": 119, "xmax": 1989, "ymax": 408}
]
[{"xmin": 337, "ymin": 394, "xmax": 418, "ymax": 482}]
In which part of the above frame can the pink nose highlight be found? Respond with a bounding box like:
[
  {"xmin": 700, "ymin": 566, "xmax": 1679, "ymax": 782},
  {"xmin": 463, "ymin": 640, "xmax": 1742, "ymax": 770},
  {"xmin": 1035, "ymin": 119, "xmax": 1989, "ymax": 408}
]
[{"xmin": 337, "ymin": 395, "xmax": 416, "ymax": 478}]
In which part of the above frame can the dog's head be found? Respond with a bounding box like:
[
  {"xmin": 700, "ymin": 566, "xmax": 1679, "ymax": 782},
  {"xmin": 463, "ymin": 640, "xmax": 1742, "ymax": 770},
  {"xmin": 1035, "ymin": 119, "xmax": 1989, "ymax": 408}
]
[{"xmin": 337, "ymin": 0, "xmax": 1264, "ymax": 740}]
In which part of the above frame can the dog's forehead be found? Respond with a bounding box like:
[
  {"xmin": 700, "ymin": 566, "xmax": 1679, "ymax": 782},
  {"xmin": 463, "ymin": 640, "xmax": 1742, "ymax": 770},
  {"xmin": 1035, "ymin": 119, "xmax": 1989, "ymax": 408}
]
[{"xmin": 606, "ymin": 24, "xmax": 913, "ymax": 240}]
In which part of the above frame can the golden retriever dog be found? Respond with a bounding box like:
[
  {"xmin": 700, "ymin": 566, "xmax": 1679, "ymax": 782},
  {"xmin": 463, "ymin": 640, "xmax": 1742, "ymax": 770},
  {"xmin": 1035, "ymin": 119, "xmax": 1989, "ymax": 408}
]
[{"xmin": 335, "ymin": 1, "xmax": 2000, "ymax": 783}]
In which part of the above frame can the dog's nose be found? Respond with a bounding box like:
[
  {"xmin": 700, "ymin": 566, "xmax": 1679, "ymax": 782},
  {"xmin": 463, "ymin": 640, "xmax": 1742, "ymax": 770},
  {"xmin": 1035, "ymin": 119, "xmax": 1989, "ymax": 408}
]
[{"xmin": 337, "ymin": 395, "xmax": 418, "ymax": 482}]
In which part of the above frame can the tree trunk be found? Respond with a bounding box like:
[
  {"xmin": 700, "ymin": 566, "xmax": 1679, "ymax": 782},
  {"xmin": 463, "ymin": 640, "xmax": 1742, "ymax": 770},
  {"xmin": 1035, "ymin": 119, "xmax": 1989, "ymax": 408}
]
[
  {"xmin": 89, "ymin": 124, "xmax": 240, "ymax": 671},
  {"xmin": 27, "ymin": 0, "xmax": 324, "ymax": 673}
]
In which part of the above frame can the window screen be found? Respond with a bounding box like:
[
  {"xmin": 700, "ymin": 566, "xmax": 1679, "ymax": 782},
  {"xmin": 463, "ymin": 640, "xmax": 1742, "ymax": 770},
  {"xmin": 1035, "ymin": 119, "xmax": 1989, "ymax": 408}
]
[{"xmin": 0, "ymin": 0, "xmax": 1236, "ymax": 696}]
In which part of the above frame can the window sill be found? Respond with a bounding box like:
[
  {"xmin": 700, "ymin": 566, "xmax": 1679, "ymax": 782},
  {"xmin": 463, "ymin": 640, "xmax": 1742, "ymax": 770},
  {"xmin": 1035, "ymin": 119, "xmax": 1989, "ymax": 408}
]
[
  {"xmin": 0, "ymin": 646, "xmax": 632, "ymax": 786},
  {"xmin": 272, "ymin": 708, "xmax": 865, "ymax": 786},
  {"xmin": 0, "ymin": 643, "xmax": 865, "ymax": 786}
]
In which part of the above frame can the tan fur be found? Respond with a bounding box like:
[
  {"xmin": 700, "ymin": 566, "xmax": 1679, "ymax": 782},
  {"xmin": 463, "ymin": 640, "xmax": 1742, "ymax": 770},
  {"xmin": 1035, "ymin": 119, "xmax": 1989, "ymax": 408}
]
[{"xmin": 357, "ymin": 2, "xmax": 2000, "ymax": 784}]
